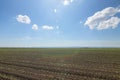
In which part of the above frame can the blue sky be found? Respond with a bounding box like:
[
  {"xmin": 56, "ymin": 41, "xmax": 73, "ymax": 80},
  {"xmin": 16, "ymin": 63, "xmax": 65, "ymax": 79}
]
[{"xmin": 0, "ymin": 0, "xmax": 120, "ymax": 47}]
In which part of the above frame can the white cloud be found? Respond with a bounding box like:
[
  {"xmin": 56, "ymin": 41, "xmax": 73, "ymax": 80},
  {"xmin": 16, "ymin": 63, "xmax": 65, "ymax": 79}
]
[
  {"xmin": 97, "ymin": 17, "xmax": 120, "ymax": 30},
  {"xmin": 16, "ymin": 15, "xmax": 31, "ymax": 24},
  {"xmin": 32, "ymin": 24, "xmax": 39, "ymax": 30},
  {"xmin": 84, "ymin": 7, "xmax": 120, "ymax": 30},
  {"xmin": 42, "ymin": 25, "xmax": 54, "ymax": 30},
  {"xmin": 54, "ymin": 9, "xmax": 57, "ymax": 13},
  {"xmin": 63, "ymin": 0, "xmax": 74, "ymax": 5}
]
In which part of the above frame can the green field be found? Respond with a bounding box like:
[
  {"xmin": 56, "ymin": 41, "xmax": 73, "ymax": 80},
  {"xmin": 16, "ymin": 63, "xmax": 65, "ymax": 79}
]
[{"xmin": 0, "ymin": 48, "xmax": 120, "ymax": 80}]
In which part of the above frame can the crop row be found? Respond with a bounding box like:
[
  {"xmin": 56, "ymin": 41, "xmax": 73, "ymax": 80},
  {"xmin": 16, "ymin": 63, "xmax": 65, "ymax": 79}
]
[{"xmin": 0, "ymin": 60, "xmax": 119, "ymax": 80}]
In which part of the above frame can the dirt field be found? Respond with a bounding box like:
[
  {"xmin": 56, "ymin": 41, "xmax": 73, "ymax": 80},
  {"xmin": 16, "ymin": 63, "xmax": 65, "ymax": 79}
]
[{"xmin": 0, "ymin": 48, "xmax": 120, "ymax": 80}]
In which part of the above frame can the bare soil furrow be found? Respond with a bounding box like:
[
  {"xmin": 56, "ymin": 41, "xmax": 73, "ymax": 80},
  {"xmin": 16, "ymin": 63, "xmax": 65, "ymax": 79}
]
[{"xmin": 0, "ymin": 61, "xmax": 119, "ymax": 80}]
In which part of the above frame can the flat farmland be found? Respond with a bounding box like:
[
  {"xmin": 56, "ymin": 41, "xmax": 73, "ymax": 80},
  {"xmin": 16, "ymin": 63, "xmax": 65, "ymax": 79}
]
[{"xmin": 0, "ymin": 48, "xmax": 120, "ymax": 80}]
